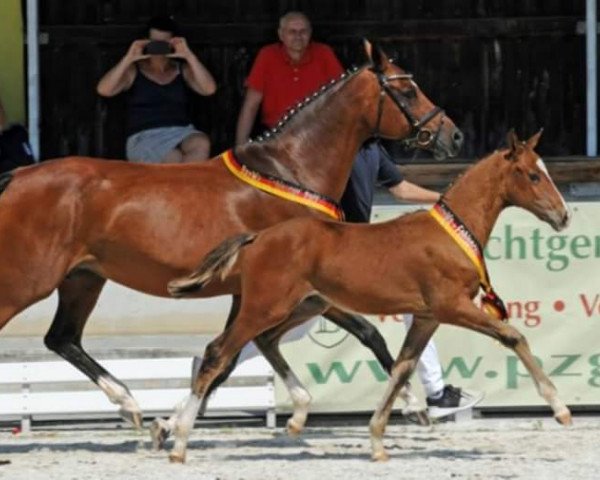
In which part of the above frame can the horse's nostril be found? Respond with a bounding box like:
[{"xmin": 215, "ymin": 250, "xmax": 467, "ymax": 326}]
[{"xmin": 453, "ymin": 130, "xmax": 464, "ymax": 144}]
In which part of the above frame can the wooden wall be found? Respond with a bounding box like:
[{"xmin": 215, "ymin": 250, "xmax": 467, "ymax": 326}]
[{"xmin": 36, "ymin": 0, "xmax": 587, "ymax": 160}]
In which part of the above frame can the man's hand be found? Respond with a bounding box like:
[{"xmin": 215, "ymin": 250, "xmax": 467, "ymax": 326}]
[{"xmin": 168, "ymin": 37, "xmax": 194, "ymax": 61}]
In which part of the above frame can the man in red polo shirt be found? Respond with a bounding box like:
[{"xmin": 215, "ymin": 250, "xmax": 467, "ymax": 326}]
[{"xmin": 235, "ymin": 11, "xmax": 343, "ymax": 144}]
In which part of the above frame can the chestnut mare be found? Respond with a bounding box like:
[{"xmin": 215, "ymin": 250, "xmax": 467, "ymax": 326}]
[
  {"xmin": 169, "ymin": 130, "xmax": 572, "ymax": 463},
  {"xmin": 0, "ymin": 44, "xmax": 462, "ymax": 434}
]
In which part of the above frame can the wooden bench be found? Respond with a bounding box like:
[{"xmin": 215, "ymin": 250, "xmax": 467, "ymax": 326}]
[{"xmin": 0, "ymin": 356, "xmax": 275, "ymax": 432}]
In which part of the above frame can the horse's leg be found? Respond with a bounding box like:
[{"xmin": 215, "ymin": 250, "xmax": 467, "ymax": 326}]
[
  {"xmin": 442, "ymin": 298, "xmax": 571, "ymax": 425},
  {"xmin": 323, "ymin": 308, "xmax": 428, "ymax": 424},
  {"xmin": 252, "ymin": 296, "xmax": 330, "ymax": 436},
  {"xmin": 43, "ymin": 269, "xmax": 143, "ymax": 427},
  {"xmin": 168, "ymin": 288, "xmax": 318, "ymax": 463},
  {"xmin": 150, "ymin": 295, "xmax": 243, "ymax": 450},
  {"xmin": 370, "ymin": 314, "xmax": 439, "ymax": 462},
  {"xmin": 324, "ymin": 307, "xmax": 394, "ymax": 373}
]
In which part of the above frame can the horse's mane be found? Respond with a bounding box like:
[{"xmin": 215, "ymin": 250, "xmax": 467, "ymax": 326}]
[
  {"xmin": 233, "ymin": 64, "xmax": 366, "ymax": 181},
  {"xmin": 248, "ymin": 64, "xmax": 364, "ymax": 144}
]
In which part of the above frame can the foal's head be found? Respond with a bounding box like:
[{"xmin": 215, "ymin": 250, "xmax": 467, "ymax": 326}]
[
  {"xmin": 500, "ymin": 130, "xmax": 570, "ymax": 231},
  {"xmin": 364, "ymin": 41, "xmax": 463, "ymax": 160}
]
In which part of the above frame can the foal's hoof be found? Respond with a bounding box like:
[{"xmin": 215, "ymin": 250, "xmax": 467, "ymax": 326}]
[
  {"xmin": 120, "ymin": 408, "xmax": 143, "ymax": 429},
  {"xmin": 150, "ymin": 418, "xmax": 171, "ymax": 451},
  {"xmin": 168, "ymin": 452, "xmax": 186, "ymax": 464},
  {"xmin": 371, "ymin": 450, "xmax": 390, "ymax": 462},
  {"xmin": 554, "ymin": 408, "xmax": 573, "ymax": 426},
  {"xmin": 286, "ymin": 418, "xmax": 303, "ymax": 437}
]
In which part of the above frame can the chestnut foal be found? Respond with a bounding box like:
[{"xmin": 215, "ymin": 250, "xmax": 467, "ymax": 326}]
[{"xmin": 168, "ymin": 130, "xmax": 571, "ymax": 462}]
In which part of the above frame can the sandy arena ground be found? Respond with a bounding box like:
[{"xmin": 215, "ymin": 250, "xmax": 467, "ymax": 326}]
[{"xmin": 0, "ymin": 416, "xmax": 598, "ymax": 480}]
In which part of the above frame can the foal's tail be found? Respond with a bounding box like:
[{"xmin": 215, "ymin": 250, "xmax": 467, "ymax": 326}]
[{"xmin": 168, "ymin": 233, "xmax": 257, "ymax": 297}]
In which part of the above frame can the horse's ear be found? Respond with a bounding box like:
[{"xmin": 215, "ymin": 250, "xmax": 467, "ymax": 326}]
[
  {"xmin": 526, "ymin": 128, "xmax": 544, "ymax": 149},
  {"xmin": 363, "ymin": 38, "xmax": 373, "ymax": 61},
  {"xmin": 504, "ymin": 128, "xmax": 521, "ymax": 160},
  {"xmin": 364, "ymin": 39, "xmax": 388, "ymax": 72}
]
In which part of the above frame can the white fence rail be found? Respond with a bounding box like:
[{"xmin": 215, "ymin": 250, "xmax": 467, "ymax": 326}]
[{"xmin": 0, "ymin": 356, "xmax": 275, "ymax": 431}]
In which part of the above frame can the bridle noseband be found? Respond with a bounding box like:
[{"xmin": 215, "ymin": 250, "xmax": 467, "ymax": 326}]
[{"xmin": 372, "ymin": 71, "xmax": 444, "ymax": 149}]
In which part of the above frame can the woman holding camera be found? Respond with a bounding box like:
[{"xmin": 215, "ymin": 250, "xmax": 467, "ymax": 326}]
[{"xmin": 97, "ymin": 16, "xmax": 216, "ymax": 163}]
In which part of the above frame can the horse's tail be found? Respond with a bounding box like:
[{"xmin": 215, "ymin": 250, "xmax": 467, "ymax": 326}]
[{"xmin": 168, "ymin": 232, "xmax": 257, "ymax": 297}]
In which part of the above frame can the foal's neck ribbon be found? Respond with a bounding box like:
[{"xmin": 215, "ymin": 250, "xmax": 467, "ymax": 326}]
[
  {"xmin": 221, "ymin": 150, "xmax": 344, "ymax": 221},
  {"xmin": 429, "ymin": 200, "xmax": 508, "ymax": 321}
]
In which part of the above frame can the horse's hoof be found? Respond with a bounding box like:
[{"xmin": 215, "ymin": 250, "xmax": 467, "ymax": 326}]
[
  {"xmin": 286, "ymin": 418, "xmax": 303, "ymax": 437},
  {"xmin": 404, "ymin": 409, "xmax": 431, "ymax": 426},
  {"xmin": 168, "ymin": 452, "xmax": 186, "ymax": 464},
  {"xmin": 554, "ymin": 408, "xmax": 572, "ymax": 426},
  {"xmin": 150, "ymin": 418, "xmax": 170, "ymax": 451},
  {"xmin": 414, "ymin": 410, "xmax": 431, "ymax": 427},
  {"xmin": 119, "ymin": 408, "xmax": 143, "ymax": 429},
  {"xmin": 371, "ymin": 450, "xmax": 390, "ymax": 462}
]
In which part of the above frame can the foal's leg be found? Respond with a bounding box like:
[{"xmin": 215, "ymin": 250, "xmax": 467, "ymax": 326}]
[
  {"xmin": 150, "ymin": 295, "xmax": 243, "ymax": 450},
  {"xmin": 440, "ymin": 298, "xmax": 571, "ymax": 424},
  {"xmin": 252, "ymin": 306, "xmax": 425, "ymax": 435},
  {"xmin": 44, "ymin": 269, "xmax": 143, "ymax": 427},
  {"xmin": 370, "ymin": 314, "xmax": 439, "ymax": 462},
  {"xmin": 324, "ymin": 308, "xmax": 428, "ymax": 424},
  {"xmin": 169, "ymin": 287, "xmax": 316, "ymax": 463}
]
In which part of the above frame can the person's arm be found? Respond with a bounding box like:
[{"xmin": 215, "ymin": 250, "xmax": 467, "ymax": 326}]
[
  {"xmin": 388, "ymin": 180, "xmax": 440, "ymax": 204},
  {"xmin": 96, "ymin": 39, "xmax": 149, "ymax": 97},
  {"xmin": 0, "ymin": 96, "xmax": 6, "ymax": 132},
  {"xmin": 171, "ymin": 37, "xmax": 217, "ymax": 96},
  {"xmin": 375, "ymin": 143, "xmax": 440, "ymax": 204},
  {"xmin": 235, "ymin": 88, "xmax": 263, "ymax": 145}
]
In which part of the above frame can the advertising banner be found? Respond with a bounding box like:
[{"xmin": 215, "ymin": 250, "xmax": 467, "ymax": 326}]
[
  {"xmin": 5, "ymin": 201, "xmax": 598, "ymax": 413},
  {"xmin": 276, "ymin": 202, "xmax": 600, "ymax": 411}
]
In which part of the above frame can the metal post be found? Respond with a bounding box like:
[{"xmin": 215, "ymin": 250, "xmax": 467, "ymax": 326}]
[
  {"xmin": 26, "ymin": 0, "xmax": 40, "ymax": 161},
  {"xmin": 586, "ymin": 0, "xmax": 598, "ymax": 156}
]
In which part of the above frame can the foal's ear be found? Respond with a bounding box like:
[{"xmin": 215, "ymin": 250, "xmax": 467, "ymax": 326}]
[
  {"xmin": 504, "ymin": 128, "xmax": 523, "ymax": 160},
  {"xmin": 526, "ymin": 128, "xmax": 544, "ymax": 150}
]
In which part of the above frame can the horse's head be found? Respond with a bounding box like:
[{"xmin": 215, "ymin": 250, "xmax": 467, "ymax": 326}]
[
  {"xmin": 364, "ymin": 40, "xmax": 463, "ymax": 160},
  {"xmin": 501, "ymin": 129, "xmax": 571, "ymax": 231}
]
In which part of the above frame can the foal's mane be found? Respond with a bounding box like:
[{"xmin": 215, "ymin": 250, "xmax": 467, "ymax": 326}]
[{"xmin": 440, "ymin": 148, "xmax": 506, "ymax": 198}]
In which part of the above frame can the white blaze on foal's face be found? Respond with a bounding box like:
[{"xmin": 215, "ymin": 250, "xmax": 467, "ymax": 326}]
[{"xmin": 536, "ymin": 156, "xmax": 571, "ymax": 228}]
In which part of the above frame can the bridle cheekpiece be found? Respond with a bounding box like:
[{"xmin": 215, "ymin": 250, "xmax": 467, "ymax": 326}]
[{"xmin": 372, "ymin": 71, "xmax": 444, "ymax": 149}]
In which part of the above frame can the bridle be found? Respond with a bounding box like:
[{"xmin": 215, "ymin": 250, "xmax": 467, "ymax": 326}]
[{"xmin": 372, "ymin": 71, "xmax": 444, "ymax": 149}]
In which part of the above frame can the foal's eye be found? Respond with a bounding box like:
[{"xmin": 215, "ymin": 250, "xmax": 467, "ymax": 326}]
[{"xmin": 528, "ymin": 172, "xmax": 541, "ymax": 183}]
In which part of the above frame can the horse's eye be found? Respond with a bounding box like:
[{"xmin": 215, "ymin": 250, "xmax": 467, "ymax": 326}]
[
  {"xmin": 399, "ymin": 87, "xmax": 417, "ymax": 99},
  {"xmin": 528, "ymin": 172, "xmax": 541, "ymax": 183}
]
